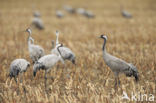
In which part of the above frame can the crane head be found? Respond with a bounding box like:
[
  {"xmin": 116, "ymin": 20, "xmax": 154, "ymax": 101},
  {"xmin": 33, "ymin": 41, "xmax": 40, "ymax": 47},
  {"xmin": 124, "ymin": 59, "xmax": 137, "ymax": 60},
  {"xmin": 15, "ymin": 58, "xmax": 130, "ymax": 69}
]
[
  {"xmin": 33, "ymin": 62, "xmax": 45, "ymax": 77},
  {"xmin": 56, "ymin": 30, "xmax": 59, "ymax": 36},
  {"xmin": 25, "ymin": 28, "xmax": 32, "ymax": 35},
  {"xmin": 56, "ymin": 43, "xmax": 63, "ymax": 48},
  {"xmin": 99, "ymin": 34, "xmax": 107, "ymax": 40}
]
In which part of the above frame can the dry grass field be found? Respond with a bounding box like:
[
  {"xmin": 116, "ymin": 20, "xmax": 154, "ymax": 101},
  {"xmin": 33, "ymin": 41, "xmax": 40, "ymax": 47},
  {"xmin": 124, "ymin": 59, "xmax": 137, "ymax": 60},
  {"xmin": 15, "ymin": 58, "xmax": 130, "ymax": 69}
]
[{"xmin": 0, "ymin": 0, "xmax": 156, "ymax": 102}]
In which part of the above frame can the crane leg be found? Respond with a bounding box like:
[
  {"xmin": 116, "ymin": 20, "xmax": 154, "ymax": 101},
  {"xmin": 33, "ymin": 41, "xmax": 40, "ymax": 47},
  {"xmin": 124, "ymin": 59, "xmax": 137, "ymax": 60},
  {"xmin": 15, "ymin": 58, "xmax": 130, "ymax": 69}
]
[
  {"xmin": 114, "ymin": 77, "xmax": 117, "ymax": 88},
  {"xmin": 20, "ymin": 73, "xmax": 23, "ymax": 83},
  {"xmin": 14, "ymin": 77, "xmax": 17, "ymax": 84},
  {"xmin": 44, "ymin": 70, "xmax": 47, "ymax": 90},
  {"xmin": 46, "ymin": 69, "xmax": 54, "ymax": 81},
  {"xmin": 118, "ymin": 77, "xmax": 120, "ymax": 86},
  {"xmin": 114, "ymin": 73, "xmax": 119, "ymax": 89}
]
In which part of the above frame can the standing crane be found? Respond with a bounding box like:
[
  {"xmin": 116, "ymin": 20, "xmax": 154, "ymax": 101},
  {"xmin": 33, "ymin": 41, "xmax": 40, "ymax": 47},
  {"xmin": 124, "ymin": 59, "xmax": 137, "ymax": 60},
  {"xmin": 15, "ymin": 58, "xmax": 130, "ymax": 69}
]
[
  {"xmin": 64, "ymin": 5, "xmax": 75, "ymax": 14},
  {"xmin": 51, "ymin": 31, "xmax": 76, "ymax": 64},
  {"xmin": 32, "ymin": 11, "xmax": 44, "ymax": 30},
  {"xmin": 84, "ymin": 10, "xmax": 95, "ymax": 18},
  {"xmin": 56, "ymin": 10, "xmax": 64, "ymax": 18},
  {"xmin": 121, "ymin": 6, "xmax": 132, "ymax": 18},
  {"xmin": 99, "ymin": 34, "xmax": 139, "ymax": 87},
  {"xmin": 33, "ymin": 43, "xmax": 64, "ymax": 88},
  {"xmin": 76, "ymin": 8, "xmax": 86, "ymax": 15},
  {"xmin": 9, "ymin": 59, "xmax": 30, "ymax": 83},
  {"xmin": 26, "ymin": 28, "xmax": 45, "ymax": 63},
  {"xmin": 33, "ymin": 11, "xmax": 41, "ymax": 18}
]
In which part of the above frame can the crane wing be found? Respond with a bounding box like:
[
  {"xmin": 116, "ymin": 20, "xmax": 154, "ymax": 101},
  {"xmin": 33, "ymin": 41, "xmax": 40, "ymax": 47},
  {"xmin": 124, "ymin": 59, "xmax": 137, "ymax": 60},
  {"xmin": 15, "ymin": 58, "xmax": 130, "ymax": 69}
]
[
  {"xmin": 108, "ymin": 57, "xmax": 130, "ymax": 72},
  {"xmin": 59, "ymin": 47, "xmax": 75, "ymax": 59}
]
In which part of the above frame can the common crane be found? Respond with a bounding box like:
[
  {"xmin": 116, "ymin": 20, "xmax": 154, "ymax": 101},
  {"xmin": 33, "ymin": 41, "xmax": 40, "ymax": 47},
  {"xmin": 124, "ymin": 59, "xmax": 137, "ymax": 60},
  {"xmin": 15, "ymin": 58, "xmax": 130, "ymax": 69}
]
[
  {"xmin": 76, "ymin": 8, "xmax": 86, "ymax": 15},
  {"xmin": 26, "ymin": 28, "xmax": 45, "ymax": 63},
  {"xmin": 33, "ymin": 11, "xmax": 41, "ymax": 18},
  {"xmin": 32, "ymin": 11, "xmax": 44, "ymax": 30},
  {"xmin": 56, "ymin": 10, "xmax": 64, "ymax": 18},
  {"xmin": 33, "ymin": 44, "xmax": 64, "ymax": 88},
  {"xmin": 51, "ymin": 31, "xmax": 76, "ymax": 64},
  {"xmin": 64, "ymin": 5, "xmax": 75, "ymax": 14},
  {"xmin": 99, "ymin": 35, "xmax": 139, "ymax": 87},
  {"xmin": 84, "ymin": 10, "xmax": 95, "ymax": 18},
  {"xmin": 121, "ymin": 6, "xmax": 132, "ymax": 18},
  {"xmin": 76, "ymin": 8, "xmax": 95, "ymax": 18},
  {"xmin": 9, "ymin": 59, "xmax": 30, "ymax": 83}
]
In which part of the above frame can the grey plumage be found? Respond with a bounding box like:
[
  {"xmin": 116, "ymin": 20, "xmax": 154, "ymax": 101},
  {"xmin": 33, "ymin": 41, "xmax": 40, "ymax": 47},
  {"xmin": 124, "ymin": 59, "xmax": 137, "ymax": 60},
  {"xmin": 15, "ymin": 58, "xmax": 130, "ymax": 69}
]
[
  {"xmin": 33, "ymin": 11, "xmax": 41, "ymax": 17},
  {"xmin": 125, "ymin": 63, "xmax": 139, "ymax": 81},
  {"xmin": 51, "ymin": 31, "xmax": 76, "ymax": 64},
  {"xmin": 121, "ymin": 6, "xmax": 132, "ymax": 18},
  {"xmin": 26, "ymin": 28, "xmax": 45, "ymax": 63},
  {"xmin": 99, "ymin": 35, "xmax": 139, "ymax": 87},
  {"xmin": 9, "ymin": 59, "xmax": 30, "ymax": 82},
  {"xmin": 32, "ymin": 11, "xmax": 44, "ymax": 30},
  {"xmin": 33, "ymin": 44, "xmax": 64, "ymax": 88},
  {"xmin": 64, "ymin": 5, "xmax": 75, "ymax": 14},
  {"xmin": 9, "ymin": 65, "xmax": 20, "ymax": 78},
  {"xmin": 32, "ymin": 17, "xmax": 44, "ymax": 30},
  {"xmin": 56, "ymin": 10, "xmax": 64, "ymax": 18},
  {"xmin": 121, "ymin": 10, "xmax": 132, "ymax": 18},
  {"xmin": 76, "ymin": 8, "xmax": 86, "ymax": 15},
  {"xmin": 84, "ymin": 10, "xmax": 95, "ymax": 18},
  {"xmin": 76, "ymin": 8, "xmax": 95, "ymax": 18},
  {"xmin": 52, "ymin": 46, "xmax": 76, "ymax": 64}
]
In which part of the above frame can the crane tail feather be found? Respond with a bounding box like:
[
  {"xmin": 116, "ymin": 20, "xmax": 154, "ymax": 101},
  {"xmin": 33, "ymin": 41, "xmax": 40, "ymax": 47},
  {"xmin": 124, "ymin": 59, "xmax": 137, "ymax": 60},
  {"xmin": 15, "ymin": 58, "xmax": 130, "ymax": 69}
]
[{"xmin": 125, "ymin": 64, "xmax": 139, "ymax": 82}]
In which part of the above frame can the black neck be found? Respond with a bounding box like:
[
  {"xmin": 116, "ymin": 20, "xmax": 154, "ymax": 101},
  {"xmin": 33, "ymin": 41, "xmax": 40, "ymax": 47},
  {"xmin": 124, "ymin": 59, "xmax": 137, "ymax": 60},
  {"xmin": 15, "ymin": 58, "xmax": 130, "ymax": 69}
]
[
  {"xmin": 57, "ymin": 46, "xmax": 63, "ymax": 59},
  {"xmin": 102, "ymin": 38, "xmax": 107, "ymax": 51}
]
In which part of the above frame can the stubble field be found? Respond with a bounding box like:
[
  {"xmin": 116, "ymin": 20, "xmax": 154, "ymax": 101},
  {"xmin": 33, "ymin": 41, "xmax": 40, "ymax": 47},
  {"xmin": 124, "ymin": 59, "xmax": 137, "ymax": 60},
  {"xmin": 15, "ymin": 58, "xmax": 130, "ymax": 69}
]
[{"xmin": 0, "ymin": 0, "xmax": 155, "ymax": 103}]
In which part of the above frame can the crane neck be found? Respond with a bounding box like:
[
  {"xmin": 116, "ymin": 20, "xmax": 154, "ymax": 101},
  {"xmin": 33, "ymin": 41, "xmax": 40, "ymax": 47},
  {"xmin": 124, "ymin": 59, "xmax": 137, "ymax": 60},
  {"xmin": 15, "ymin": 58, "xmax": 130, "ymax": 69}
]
[
  {"xmin": 56, "ymin": 34, "xmax": 59, "ymax": 45},
  {"xmin": 57, "ymin": 46, "xmax": 64, "ymax": 60},
  {"xmin": 27, "ymin": 34, "xmax": 34, "ymax": 46},
  {"xmin": 103, "ymin": 38, "xmax": 107, "ymax": 53}
]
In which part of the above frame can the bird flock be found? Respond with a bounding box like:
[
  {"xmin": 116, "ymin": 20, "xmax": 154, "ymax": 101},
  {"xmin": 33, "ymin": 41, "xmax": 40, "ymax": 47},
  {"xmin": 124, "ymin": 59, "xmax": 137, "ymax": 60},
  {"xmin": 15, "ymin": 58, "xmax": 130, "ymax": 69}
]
[
  {"xmin": 56, "ymin": 5, "xmax": 95, "ymax": 19},
  {"xmin": 9, "ymin": 28, "xmax": 139, "ymax": 89},
  {"xmin": 8, "ymin": 6, "xmax": 136, "ymax": 89},
  {"xmin": 31, "ymin": 5, "xmax": 132, "ymax": 30},
  {"xmin": 9, "ymin": 28, "xmax": 76, "ymax": 89},
  {"xmin": 31, "ymin": 5, "xmax": 132, "ymax": 31}
]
